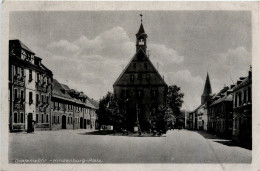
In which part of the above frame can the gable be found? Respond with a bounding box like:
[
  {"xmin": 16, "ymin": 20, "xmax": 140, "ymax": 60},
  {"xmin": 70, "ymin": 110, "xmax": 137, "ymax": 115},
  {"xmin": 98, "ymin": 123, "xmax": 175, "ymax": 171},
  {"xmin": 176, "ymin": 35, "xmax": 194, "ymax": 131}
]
[{"xmin": 113, "ymin": 49, "xmax": 167, "ymax": 86}]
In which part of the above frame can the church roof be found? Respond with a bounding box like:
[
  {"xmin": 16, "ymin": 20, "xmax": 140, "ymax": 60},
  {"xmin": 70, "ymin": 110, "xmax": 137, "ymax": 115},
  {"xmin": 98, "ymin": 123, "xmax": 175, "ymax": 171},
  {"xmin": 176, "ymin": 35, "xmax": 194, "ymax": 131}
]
[
  {"xmin": 137, "ymin": 23, "xmax": 145, "ymax": 34},
  {"xmin": 202, "ymin": 73, "xmax": 212, "ymax": 96},
  {"xmin": 113, "ymin": 48, "xmax": 167, "ymax": 87}
]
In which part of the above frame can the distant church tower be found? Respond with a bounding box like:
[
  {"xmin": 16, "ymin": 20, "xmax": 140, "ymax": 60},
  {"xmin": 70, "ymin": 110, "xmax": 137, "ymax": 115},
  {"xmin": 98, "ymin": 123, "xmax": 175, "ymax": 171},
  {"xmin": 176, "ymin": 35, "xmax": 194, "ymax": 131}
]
[
  {"xmin": 201, "ymin": 72, "xmax": 212, "ymax": 104},
  {"xmin": 113, "ymin": 15, "xmax": 168, "ymax": 132}
]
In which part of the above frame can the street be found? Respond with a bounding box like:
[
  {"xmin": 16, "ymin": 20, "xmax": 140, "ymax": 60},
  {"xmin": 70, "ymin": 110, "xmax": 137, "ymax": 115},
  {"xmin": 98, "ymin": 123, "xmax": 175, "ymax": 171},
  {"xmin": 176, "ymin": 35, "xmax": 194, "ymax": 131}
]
[{"xmin": 9, "ymin": 129, "xmax": 251, "ymax": 163}]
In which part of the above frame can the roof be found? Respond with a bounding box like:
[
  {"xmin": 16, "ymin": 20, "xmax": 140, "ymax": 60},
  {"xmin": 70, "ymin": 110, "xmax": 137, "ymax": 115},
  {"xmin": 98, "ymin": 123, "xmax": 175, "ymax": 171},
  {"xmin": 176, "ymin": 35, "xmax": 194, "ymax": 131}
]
[
  {"xmin": 233, "ymin": 76, "xmax": 251, "ymax": 91},
  {"xmin": 10, "ymin": 39, "xmax": 35, "ymax": 54},
  {"xmin": 137, "ymin": 23, "xmax": 145, "ymax": 34},
  {"xmin": 88, "ymin": 98, "xmax": 99, "ymax": 109},
  {"xmin": 113, "ymin": 48, "xmax": 167, "ymax": 86},
  {"xmin": 202, "ymin": 73, "xmax": 212, "ymax": 96},
  {"xmin": 209, "ymin": 87, "xmax": 233, "ymax": 107},
  {"xmin": 52, "ymin": 79, "xmax": 74, "ymax": 101}
]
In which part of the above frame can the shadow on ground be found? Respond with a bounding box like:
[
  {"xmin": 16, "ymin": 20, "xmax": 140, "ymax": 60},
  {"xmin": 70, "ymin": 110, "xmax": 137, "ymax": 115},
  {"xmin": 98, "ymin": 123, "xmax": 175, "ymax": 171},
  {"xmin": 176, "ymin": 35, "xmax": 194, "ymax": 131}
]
[
  {"xmin": 194, "ymin": 130, "xmax": 251, "ymax": 150},
  {"xmin": 78, "ymin": 130, "xmax": 166, "ymax": 137}
]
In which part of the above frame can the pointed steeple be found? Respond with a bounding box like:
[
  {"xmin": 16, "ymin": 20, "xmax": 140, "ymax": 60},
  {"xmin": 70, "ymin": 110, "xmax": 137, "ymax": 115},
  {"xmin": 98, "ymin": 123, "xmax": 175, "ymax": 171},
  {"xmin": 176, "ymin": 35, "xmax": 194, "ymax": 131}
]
[
  {"xmin": 201, "ymin": 72, "xmax": 212, "ymax": 104},
  {"xmin": 137, "ymin": 23, "xmax": 145, "ymax": 34}
]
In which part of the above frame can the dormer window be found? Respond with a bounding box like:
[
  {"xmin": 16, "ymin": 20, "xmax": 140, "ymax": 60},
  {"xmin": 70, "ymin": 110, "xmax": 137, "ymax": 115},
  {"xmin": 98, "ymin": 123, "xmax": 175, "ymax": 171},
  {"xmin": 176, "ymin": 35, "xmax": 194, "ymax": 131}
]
[{"xmin": 21, "ymin": 49, "xmax": 26, "ymax": 60}]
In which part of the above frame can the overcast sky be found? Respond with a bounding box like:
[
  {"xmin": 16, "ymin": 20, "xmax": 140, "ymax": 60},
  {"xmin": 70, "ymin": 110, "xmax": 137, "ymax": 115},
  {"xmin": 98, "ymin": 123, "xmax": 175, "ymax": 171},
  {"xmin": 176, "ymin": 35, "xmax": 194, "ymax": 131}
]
[{"xmin": 9, "ymin": 11, "xmax": 251, "ymax": 110}]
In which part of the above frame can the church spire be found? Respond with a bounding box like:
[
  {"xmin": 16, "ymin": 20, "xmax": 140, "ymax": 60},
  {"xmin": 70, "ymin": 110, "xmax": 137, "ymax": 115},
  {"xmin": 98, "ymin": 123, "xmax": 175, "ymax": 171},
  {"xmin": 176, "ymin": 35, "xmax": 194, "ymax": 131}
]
[
  {"xmin": 201, "ymin": 72, "xmax": 212, "ymax": 104},
  {"xmin": 136, "ymin": 14, "xmax": 148, "ymax": 53}
]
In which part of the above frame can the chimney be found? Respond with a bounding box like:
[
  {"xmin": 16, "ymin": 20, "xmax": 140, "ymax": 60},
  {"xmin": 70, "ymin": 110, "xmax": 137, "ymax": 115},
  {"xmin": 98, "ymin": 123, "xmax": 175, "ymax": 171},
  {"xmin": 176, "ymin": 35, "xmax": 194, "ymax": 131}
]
[{"xmin": 249, "ymin": 66, "xmax": 252, "ymax": 78}]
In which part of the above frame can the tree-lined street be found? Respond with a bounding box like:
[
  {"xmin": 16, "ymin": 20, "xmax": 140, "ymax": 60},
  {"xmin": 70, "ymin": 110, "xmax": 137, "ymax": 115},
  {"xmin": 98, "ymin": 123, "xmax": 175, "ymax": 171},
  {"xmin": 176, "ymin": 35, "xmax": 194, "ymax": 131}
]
[{"xmin": 9, "ymin": 129, "xmax": 251, "ymax": 163}]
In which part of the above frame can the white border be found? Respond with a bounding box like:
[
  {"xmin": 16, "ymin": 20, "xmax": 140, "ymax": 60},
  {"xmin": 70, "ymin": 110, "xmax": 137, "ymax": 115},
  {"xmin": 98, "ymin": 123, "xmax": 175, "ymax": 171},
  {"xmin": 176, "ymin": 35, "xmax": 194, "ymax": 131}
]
[{"xmin": 1, "ymin": 1, "xmax": 260, "ymax": 171}]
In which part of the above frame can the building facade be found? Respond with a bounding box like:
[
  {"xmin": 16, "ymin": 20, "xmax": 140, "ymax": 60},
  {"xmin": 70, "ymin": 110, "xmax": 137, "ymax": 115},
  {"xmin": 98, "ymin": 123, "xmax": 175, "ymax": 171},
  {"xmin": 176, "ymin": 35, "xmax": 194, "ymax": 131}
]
[
  {"xmin": 113, "ymin": 22, "xmax": 168, "ymax": 132},
  {"xmin": 232, "ymin": 68, "xmax": 252, "ymax": 147},
  {"xmin": 190, "ymin": 73, "xmax": 212, "ymax": 131},
  {"xmin": 51, "ymin": 79, "xmax": 98, "ymax": 130},
  {"xmin": 208, "ymin": 86, "xmax": 233, "ymax": 137},
  {"xmin": 9, "ymin": 40, "xmax": 53, "ymax": 132}
]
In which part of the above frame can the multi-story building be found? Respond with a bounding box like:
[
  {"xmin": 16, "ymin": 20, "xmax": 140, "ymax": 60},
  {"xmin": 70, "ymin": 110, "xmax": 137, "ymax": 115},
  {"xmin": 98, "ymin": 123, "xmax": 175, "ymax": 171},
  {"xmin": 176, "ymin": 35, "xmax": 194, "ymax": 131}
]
[
  {"xmin": 51, "ymin": 79, "xmax": 75, "ymax": 130},
  {"xmin": 232, "ymin": 68, "xmax": 252, "ymax": 147},
  {"xmin": 208, "ymin": 86, "xmax": 233, "ymax": 137},
  {"xmin": 113, "ymin": 20, "xmax": 168, "ymax": 132},
  {"xmin": 9, "ymin": 39, "xmax": 53, "ymax": 132},
  {"xmin": 51, "ymin": 79, "xmax": 98, "ymax": 130}
]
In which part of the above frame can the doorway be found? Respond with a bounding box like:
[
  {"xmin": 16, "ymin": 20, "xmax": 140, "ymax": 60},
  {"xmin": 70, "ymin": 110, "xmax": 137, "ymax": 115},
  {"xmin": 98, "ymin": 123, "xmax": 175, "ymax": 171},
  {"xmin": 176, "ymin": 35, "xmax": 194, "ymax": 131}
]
[
  {"xmin": 27, "ymin": 113, "xmax": 33, "ymax": 132},
  {"xmin": 80, "ymin": 117, "xmax": 83, "ymax": 129},
  {"xmin": 84, "ymin": 119, "xmax": 87, "ymax": 129},
  {"xmin": 62, "ymin": 115, "xmax": 66, "ymax": 129}
]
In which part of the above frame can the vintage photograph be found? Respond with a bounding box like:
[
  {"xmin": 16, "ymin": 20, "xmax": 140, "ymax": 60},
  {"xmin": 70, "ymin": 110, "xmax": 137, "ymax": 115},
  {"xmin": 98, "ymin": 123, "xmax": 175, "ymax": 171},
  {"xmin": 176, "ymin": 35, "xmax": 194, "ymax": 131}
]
[{"xmin": 3, "ymin": 2, "xmax": 259, "ymax": 170}]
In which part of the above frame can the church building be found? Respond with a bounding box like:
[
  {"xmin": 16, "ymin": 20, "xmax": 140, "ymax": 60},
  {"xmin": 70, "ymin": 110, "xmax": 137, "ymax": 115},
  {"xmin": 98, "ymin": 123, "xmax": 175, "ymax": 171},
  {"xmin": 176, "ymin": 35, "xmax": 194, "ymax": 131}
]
[{"xmin": 113, "ymin": 17, "xmax": 168, "ymax": 132}]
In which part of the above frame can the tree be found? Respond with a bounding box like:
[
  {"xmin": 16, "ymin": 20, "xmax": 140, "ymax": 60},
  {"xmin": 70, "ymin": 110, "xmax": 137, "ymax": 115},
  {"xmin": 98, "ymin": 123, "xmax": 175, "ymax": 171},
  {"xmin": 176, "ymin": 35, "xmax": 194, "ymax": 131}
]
[
  {"xmin": 96, "ymin": 92, "xmax": 126, "ymax": 131},
  {"xmin": 166, "ymin": 85, "xmax": 184, "ymax": 117}
]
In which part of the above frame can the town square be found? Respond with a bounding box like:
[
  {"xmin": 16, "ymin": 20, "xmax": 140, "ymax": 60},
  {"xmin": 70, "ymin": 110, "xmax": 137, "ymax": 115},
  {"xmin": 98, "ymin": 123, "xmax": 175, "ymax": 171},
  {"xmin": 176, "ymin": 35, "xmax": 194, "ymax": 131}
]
[{"xmin": 5, "ymin": 8, "xmax": 253, "ymax": 167}]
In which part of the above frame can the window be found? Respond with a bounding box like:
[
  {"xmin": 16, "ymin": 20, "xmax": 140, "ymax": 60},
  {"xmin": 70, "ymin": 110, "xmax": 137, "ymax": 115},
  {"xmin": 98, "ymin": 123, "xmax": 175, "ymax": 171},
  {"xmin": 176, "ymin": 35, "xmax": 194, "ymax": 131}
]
[
  {"xmin": 14, "ymin": 65, "xmax": 17, "ymax": 76},
  {"xmin": 133, "ymin": 63, "xmax": 136, "ymax": 69},
  {"xmin": 137, "ymin": 89, "xmax": 143, "ymax": 98},
  {"xmin": 42, "ymin": 114, "xmax": 44, "ymax": 123},
  {"xmin": 235, "ymin": 93, "xmax": 237, "ymax": 107},
  {"xmin": 244, "ymin": 90, "xmax": 247, "ymax": 104},
  {"xmin": 37, "ymin": 73, "xmax": 39, "ymax": 82},
  {"xmin": 21, "ymin": 68, "xmax": 24, "ymax": 76},
  {"xmin": 238, "ymin": 92, "xmax": 242, "ymax": 106},
  {"xmin": 21, "ymin": 90, "xmax": 24, "ymax": 100},
  {"xmin": 248, "ymin": 87, "xmax": 251, "ymax": 102},
  {"xmin": 137, "ymin": 73, "xmax": 142, "ymax": 81},
  {"xmin": 14, "ymin": 112, "xmax": 18, "ymax": 123},
  {"xmin": 29, "ymin": 69, "xmax": 32, "ymax": 81},
  {"xmin": 130, "ymin": 74, "xmax": 134, "ymax": 82},
  {"xmin": 36, "ymin": 94, "xmax": 39, "ymax": 105},
  {"xmin": 144, "ymin": 63, "xmax": 147, "ymax": 70},
  {"xmin": 29, "ymin": 92, "xmax": 33, "ymax": 104},
  {"xmin": 46, "ymin": 115, "xmax": 48, "ymax": 123},
  {"xmin": 58, "ymin": 116, "xmax": 60, "ymax": 124},
  {"xmin": 146, "ymin": 74, "xmax": 150, "ymax": 81},
  {"xmin": 14, "ymin": 89, "xmax": 18, "ymax": 100},
  {"xmin": 36, "ymin": 114, "xmax": 38, "ymax": 123},
  {"xmin": 21, "ymin": 113, "xmax": 24, "ymax": 123}
]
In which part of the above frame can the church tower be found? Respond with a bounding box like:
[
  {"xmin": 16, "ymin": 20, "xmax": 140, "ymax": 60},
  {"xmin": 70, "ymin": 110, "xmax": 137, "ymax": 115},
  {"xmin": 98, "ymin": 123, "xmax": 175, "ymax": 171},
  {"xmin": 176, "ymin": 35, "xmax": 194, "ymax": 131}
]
[
  {"xmin": 201, "ymin": 72, "xmax": 212, "ymax": 104},
  {"xmin": 135, "ymin": 14, "xmax": 147, "ymax": 53},
  {"xmin": 113, "ymin": 15, "xmax": 168, "ymax": 132}
]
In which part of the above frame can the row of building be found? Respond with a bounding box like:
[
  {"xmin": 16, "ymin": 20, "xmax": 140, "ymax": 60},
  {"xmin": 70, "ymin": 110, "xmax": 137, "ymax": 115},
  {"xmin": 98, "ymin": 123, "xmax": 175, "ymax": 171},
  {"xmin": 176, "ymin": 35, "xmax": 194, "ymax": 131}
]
[
  {"xmin": 9, "ymin": 39, "xmax": 99, "ymax": 132},
  {"xmin": 188, "ymin": 68, "xmax": 252, "ymax": 147}
]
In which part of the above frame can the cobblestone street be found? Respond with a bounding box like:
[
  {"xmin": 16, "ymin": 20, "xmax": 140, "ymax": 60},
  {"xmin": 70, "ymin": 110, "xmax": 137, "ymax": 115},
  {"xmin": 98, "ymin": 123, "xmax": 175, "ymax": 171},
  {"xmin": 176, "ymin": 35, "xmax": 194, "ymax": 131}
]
[{"xmin": 9, "ymin": 129, "xmax": 251, "ymax": 163}]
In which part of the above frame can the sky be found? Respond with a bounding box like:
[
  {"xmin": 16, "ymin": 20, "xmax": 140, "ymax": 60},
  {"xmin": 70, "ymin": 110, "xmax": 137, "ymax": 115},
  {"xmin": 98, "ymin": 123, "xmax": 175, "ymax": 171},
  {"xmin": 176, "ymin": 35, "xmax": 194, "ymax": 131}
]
[{"xmin": 9, "ymin": 11, "xmax": 252, "ymax": 111}]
